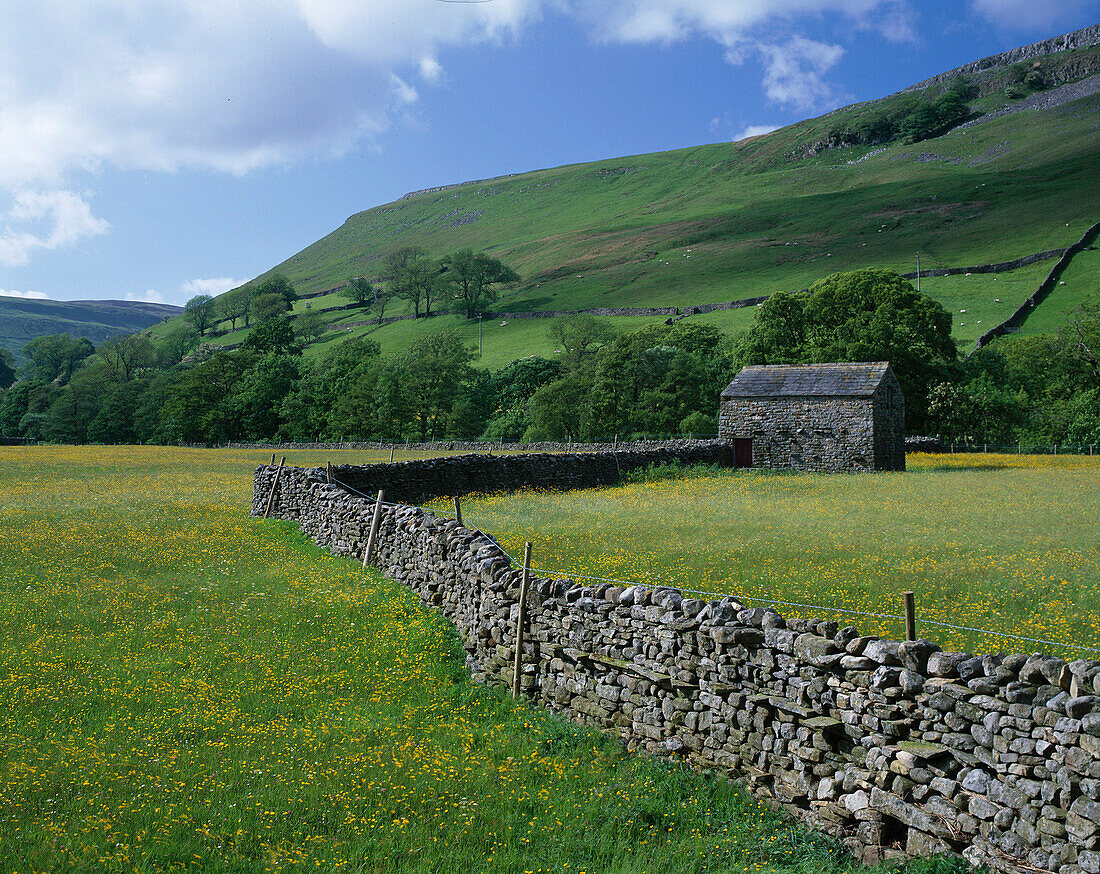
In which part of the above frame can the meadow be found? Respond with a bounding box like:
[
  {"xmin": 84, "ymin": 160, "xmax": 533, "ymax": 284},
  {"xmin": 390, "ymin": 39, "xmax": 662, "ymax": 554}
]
[
  {"xmin": 1, "ymin": 446, "xmax": 1094, "ymax": 872},
  {"xmin": 0, "ymin": 446, "xmax": 873, "ymax": 874},
  {"xmin": 428, "ymin": 453, "xmax": 1100, "ymax": 661}
]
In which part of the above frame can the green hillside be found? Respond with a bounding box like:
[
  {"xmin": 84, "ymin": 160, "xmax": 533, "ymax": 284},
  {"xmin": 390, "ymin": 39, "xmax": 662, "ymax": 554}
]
[
  {"xmin": 168, "ymin": 39, "xmax": 1100, "ymax": 365},
  {"xmin": 0, "ymin": 297, "xmax": 181, "ymax": 366}
]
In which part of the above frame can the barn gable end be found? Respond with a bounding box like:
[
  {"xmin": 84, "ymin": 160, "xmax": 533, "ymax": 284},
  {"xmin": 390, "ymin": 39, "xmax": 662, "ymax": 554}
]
[{"xmin": 719, "ymin": 362, "xmax": 905, "ymax": 472}]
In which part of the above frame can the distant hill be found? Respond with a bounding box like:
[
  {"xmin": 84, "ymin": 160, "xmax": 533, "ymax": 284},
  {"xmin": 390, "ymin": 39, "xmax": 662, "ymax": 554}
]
[
  {"xmin": 0, "ymin": 297, "xmax": 182, "ymax": 365},
  {"xmin": 164, "ymin": 24, "xmax": 1100, "ymax": 365}
]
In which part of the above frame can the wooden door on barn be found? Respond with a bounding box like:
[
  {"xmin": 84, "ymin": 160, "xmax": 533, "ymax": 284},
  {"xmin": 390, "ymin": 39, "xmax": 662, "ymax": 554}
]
[{"xmin": 734, "ymin": 438, "xmax": 753, "ymax": 468}]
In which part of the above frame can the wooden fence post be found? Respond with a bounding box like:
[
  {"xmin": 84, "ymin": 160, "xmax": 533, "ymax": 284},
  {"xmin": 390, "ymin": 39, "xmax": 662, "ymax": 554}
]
[
  {"xmin": 512, "ymin": 542, "xmax": 533, "ymax": 698},
  {"xmin": 362, "ymin": 489, "xmax": 386, "ymax": 569},
  {"xmin": 262, "ymin": 457, "xmax": 286, "ymax": 519},
  {"xmin": 389, "ymin": 446, "xmax": 395, "ymax": 464},
  {"xmin": 453, "ymin": 496, "xmax": 463, "ymax": 528},
  {"xmin": 326, "ymin": 461, "xmax": 332, "ymax": 483},
  {"xmin": 904, "ymin": 591, "xmax": 917, "ymax": 642}
]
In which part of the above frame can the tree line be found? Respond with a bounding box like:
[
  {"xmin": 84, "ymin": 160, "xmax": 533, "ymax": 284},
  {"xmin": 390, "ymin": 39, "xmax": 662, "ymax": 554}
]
[
  {"xmin": 181, "ymin": 247, "xmax": 518, "ymax": 346},
  {"xmin": 0, "ymin": 267, "xmax": 1096, "ymax": 447}
]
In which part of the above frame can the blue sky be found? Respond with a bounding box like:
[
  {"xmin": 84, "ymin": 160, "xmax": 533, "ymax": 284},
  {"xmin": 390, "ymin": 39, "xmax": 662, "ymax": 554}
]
[{"xmin": 1, "ymin": 0, "xmax": 1097, "ymax": 306}]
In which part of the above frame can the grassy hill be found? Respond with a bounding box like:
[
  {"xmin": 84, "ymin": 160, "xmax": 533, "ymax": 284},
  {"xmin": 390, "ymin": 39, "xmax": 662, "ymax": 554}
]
[
  {"xmin": 0, "ymin": 296, "xmax": 181, "ymax": 366},
  {"xmin": 169, "ymin": 33, "xmax": 1100, "ymax": 365}
]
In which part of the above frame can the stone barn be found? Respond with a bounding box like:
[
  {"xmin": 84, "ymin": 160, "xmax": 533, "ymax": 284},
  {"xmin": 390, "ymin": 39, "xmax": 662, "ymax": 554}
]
[{"xmin": 719, "ymin": 362, "xmax": 905, "ymax": 472}]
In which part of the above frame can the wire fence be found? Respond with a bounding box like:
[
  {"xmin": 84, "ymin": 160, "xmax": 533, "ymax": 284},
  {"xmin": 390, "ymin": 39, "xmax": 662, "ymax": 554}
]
[{"xmin": 313, "ymin": 469, "xmax": 1100, "ymax": 660}]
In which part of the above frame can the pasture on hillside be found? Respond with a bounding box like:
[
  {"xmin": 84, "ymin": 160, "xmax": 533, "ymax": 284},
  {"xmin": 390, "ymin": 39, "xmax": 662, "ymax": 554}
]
[{"xmin": 0, "ymin": 446, "xmax": 869, "ymax": 874}]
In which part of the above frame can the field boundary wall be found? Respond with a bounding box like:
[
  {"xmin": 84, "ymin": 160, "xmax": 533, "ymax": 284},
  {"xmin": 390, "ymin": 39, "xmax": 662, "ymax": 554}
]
[
  {"xmin": 972, "ymin": 220, "xmax": 1100, "ymax": 354},
  {"xmin": 251, "ymin": 454, "xmax": 1100, "ymax": 872}
]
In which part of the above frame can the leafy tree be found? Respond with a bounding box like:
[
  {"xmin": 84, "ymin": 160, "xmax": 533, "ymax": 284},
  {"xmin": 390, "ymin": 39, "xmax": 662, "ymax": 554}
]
[
  {"xmin": 383, "ymin": 247, "xmax": 441, "ymax": 319},
  {"xmin": 680, "ymin": 411, "xmax": 717, "ymax": 437},
  {"xmin": 387, "ymin": 329, "xmax": 473, "ymax": 440},
  {"xmin": 161, "ymin": 351, "xmax": 254, "ymax": 443},
  {"xmin": 233, "ymin": 354, "xmax": 302, "ymax": 440},
  {"xmin": 1056, "ymin": 293, "xmax": 1100, "ymax": 382},
  {"xmin": 219, "ymin": 288, "xmax": 250, "ymax": 330},
  {"xmin": 737, "ymin": 268, "xmax": 957, "ymax": 431},
  {"xmin": 371, "ymin": 285, "xmax": 393, "ymax": 325},
  {"xmin": 526, "ymin": 372, "xmax": 592, "ymax": 441},
  {"xmin": 184, "ymin": 294, "xmax": 217, "ymax": 336},
  {"xmin": 158, "ymin": 324, "xmax": 200, "ymax": 367},
  {"xmin": 22, "ymin": 334, "xmax": 95, "ymax": 383},
  {"xmin": 549, "ymin": 315, "xmax": 616, "ymax": 370},
  {"xmin": 441, "ymin": 249, "xmax": 519, "ymax": 318},
  {"xmin": 42, "ymin": 368, "xmax": 105, "ymax": 443},
  {"xmin": 87, "ymin": 380, "xmax": 149, "ymax": 444},
  {"xmin": 241, "ymin": 317, "xmax": 302, "ymax": 355},
  {"xmin": 340, "ymin": 277, "xmax": 374, "ymax": 307},
  {"xmin": 0, "ymin": 348, "xmax": 15, "ymax": 389},
  {"xmin": 295, "ymin": 310, "xmax": 328, "ymax": 345},
  {"xmin": 97, "ymin": 335, "xmax": 156, "ymax": 382},
  {"xmin": 249, "ymin": 292, "xmax": 288, "ymax": 325},
  {"xmin": 255, "ymin": 273, "xmax": 298, "ymax": 308}
]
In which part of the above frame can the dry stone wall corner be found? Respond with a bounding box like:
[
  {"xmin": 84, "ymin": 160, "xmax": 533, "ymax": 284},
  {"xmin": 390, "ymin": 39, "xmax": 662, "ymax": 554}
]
[{"xmin": 251, "ymin": 453, "xmax": 1100, "ymax": 872}]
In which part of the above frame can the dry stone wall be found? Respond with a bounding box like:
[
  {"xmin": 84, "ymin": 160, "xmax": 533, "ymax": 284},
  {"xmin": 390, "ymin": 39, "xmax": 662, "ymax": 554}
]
[{"xmin": 252, "ymin": 457, "xmax": 1100, "ymax": 872}]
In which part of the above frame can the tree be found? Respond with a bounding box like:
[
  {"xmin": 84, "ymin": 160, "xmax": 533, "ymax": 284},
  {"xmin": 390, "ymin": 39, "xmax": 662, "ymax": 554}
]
[
  {"xmin": 255, "ymin": 273, "xmax": 298, "ymax": 308},
  {"xmin": 97, "ymin": 335, "xmax": 156, "ymax": 382},
  {"xmin": 383, "ymin": 247, "xmax": 441, "ymax": 319},
  {"xmin": 161, "ymin": 351, "xmax": 254, "ymax": 443},
  {"xmin": 371, "ymin": 285, "xmax": 393, "ymax": 325},
  {"xmin": 0, "ymin": 348, "xmax": 15, "ymax": 389},
  {"xmin": 548, "ymin": 315, "xmax": 615, "ymax": 370},
  {"xmin": 22, "ymin": 334, "xmax": 95, "ymax": 383},
  {"xmin": 184, "ymin": 294, "xmax": 217, "ymax": 336},
  {"xmin": 441, "ymin": 249, "xmax": 519, "ymax": 318},
  {"xmin": 219, "ymin": 288, "xmax": 250, "ymax": 331},
  {"xmin": 249, "ymin": 292, "xmax": 288, "ymax": 325},
  {"xmin": 340, "ymin": 277, "xmax": 374, "ymax": 307},
  {"xmin": 158, "ymin": 325, "xmax": 200, "ymax": 367},
  {"xmin": 233, "ymin": 353, "xmax": 302, "ymax": 440},
  {"xmin": 738, "ymin": 269, "xmax": 957, "ymax": 432},
  {"xmin": 388, "ymin": 329, "xmax": 473, "ymax": 440},
  {"xmin": 295, "ymin": 310, "xmax": 328, "ymax": 345},
  {"xmin": 526, "ymin": 373, "xmax": 592, "ymax": 441},
  {"xmin": 1056, "ymin": 293, "xmax": 1100, "ymax": 382},
  {"xmin": 241, "ymin": 317, "xmax": 302, "ymax": 355}
]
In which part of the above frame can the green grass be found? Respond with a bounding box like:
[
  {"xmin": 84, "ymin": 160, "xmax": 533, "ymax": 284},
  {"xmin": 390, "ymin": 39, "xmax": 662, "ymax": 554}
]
[
  {"xmin": 428, "ymin": 453, "xmax": 1100, "ymax": 660},
  {"xmin": 1, "ymin": 445, "xmax": 889, "ymax": 874},
  {"xmin": 1018, "ymin": 244, "xmax": 1100, "ymax": 335},
  {"xmin": 913, "ymin": 260, "xmax": 1056, "ymax": 349}
]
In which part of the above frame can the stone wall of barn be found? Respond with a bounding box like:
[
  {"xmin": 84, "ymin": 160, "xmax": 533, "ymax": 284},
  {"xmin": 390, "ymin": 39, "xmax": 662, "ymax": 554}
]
[
  {"xmin": 872, "ymin": 376, "xmax": 907, "ymax": 472},
  {"xmin": 718, "ymin": 397, "xmax": 884, "ymax": 472},
  {"xmin": 253, "ymin": 460, "xmax": 1100, "ymax": 872}
]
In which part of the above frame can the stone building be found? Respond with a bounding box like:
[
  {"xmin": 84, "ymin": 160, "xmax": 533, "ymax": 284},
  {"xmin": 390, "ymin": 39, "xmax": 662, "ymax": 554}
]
[{"xmin": 719, "ymin": 362, "xmax": 905, "ymax": 472}]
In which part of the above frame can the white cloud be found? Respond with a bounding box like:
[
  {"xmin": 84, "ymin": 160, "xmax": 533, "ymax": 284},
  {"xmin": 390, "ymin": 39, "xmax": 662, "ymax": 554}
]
[
  {"xmin": 734, "ymin": 123, "xmax": 782, "ymax": 141},
  {"xmin": 0, "ymin": 289, "xmax": 50, "ymax": 300},
  {"xmin": 757, "ymin": 37, "xmax": 845, "ymax": 109},
  {"xmin": 0, "ymin": 189, "xmax": 111, "ymax": 267},
  {"xmin": 0, "ymin": 0, "xmax": 545, "ymax": 192},
  {"xmin": 181, "ymin": 278, "xmax": 247, "ymax": 298},
  {"xmin": 419, "ymin": 56, "xmax": 444, "ymax": 84},
  {"xmin": 579, "ymin": 0, "xmax": 905, "ymax": 46},
  {"xmin": 970, "ymin": 0, "xmax": 1091, "ymax": 30},
  {"xmin": 125, "ymin": 289, "xmax": 168, "ymax": 304}
]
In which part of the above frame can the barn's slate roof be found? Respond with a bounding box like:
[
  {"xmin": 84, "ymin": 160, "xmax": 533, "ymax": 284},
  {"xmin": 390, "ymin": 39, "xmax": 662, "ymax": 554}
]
[{"xmin": 721, "ymin": 362, "xmax": 892, "ymax": 398}]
